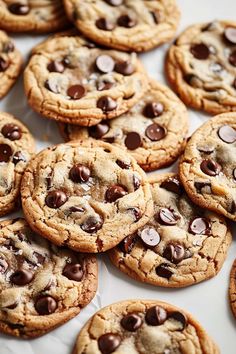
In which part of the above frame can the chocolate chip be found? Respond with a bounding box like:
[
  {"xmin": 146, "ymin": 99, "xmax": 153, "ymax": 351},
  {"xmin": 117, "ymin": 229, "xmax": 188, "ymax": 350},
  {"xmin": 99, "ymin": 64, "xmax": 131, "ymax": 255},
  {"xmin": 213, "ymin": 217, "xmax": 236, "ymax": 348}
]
[
  {"xmin": 128, "ymin": 208, "xmax": 142, "ymax": 222},
  {"xmin": 81, "ymin": 216, "xmax": 103, "ymax": 233},
  {"xmin": 229, "ymin": 50, "xmax": 236, "ymax": 66},
  {"xmin": 67, "ymin": 85, "xmax": 86, "ymax": 100},
  {"xmin": 47, "ymin": 60, "xmax": 65, "ymax": 73},
  {"xmin": 2, "ymin": 124, "xmax": 22, "ymax": 141},
  {"xmin": 33, "ymin": 252, "xmax": 45, "ymax": 265},
  {"xmin": 169, "ymin": 311, "xmax": 187, "ymax": 330},
  {"xmin": 160, "ymin": 177, "xmax": 182, "ymax": 195},
  {"xmin": 3, "ymin": 41, "xmax": 14, "ymax": 53},
  {"xmin": 116, "ymin": 159, "xmax": 130, "ymax": 169},
  {"xmin": 96, "ymin": 55, "xmax": 115, "ymax": 73},
  {"xmin": 163, "ymin": 244, "xmax": 185, "ymax": 264},
  {"xmin": 0, "ymin": 144, "xmax": 12, "ymax": 162},
  {"xmin": 45, "ymin": 190, "xmax": 68, "ymax": 209},
  {"xmin": 105, "ymin": 185, "xmax": 127, "ymax": 202},
  {"xmin": 119, "ymin": 234, "xmax": 137, "ymax": 253},
  {"xmin": 44, "ymin": 78, "xmax": 60, "ymax": 94},
  {"xmin": 145, "ymin": 306, "xmax": 167, "ymax": 326},
  {"xmin": 105, "ymin": 0, "xmax": 123, "ymax": 5},
  {"xmin": 198, "ymin": 145, "xmax": 215, "ymax": 154},
  {"xmin": 224, "ymin": 27, "xmax": 236, "ymax": 44},
  {"xmin": 0, "ymin": 256, "xmax": 8, "ymax": 274},
  {"xmin": 117, "ymin": 14, "xmax": 137, "ymax": 28},
  {"xmin": 189, "ymin": 217, "xmax": 211, "ymax": 235},
  {"xmin": 200, "ymin": 159, "xmax": 221, "ymax": 176},
  {"xmin": 194, "ymin": 181, "xmax": 211, "ymax": 192},
  {"xmin": 0, "ymin": 57, "xmax": 9, "ymax": 72},
  {"xmin": 11, "ymin": 269, "xmax": 34, "ymax": 285},
  {"xmin": 5, "ymin": 301, "xmax": 19, "ymax": 310},
  {"xmin": 97, "ymin": 80, "xmax": 114, "ymax": 91},
  {"xmin": 125, "ymin": 132, "xmax": 142, "ymax": 150},
  {"xmin": 63, "ymin": 263, "xmax": 83, "ymax": 281},
  {"xmin": 98, "ymin": 333, "xmax": 121, "ymax": 354},
  {"xmin": 69, "ymin": 206, "xmax": 85, "ymax": 213},
  {"xmin": 114, "ymin": 61, "xmax": 134, "ymax": 75},
  {"xmin": 69, "ymin": 164, "xmax": 91, "ymax": 183},
  {"xmin": 97, "ymin": 96, "xmax": 117, "ymax": 112},
  {"xmin": 121, "ymin": 313, "xmax": 143, "ymax": 332},
  {"xmin": 8, "ymin": 3, "xmax": 30, "ymax": 15},
  {"xmin": 155, "ymin": 263, "xmax": 173, "ymax": 279},
  {"xmin": 89, "ymin": 122, "xmax": 109, "ymax": 139},
  {"xmin": 140, "ymin": 228, "xmax": 160, "ymax": 247},
  {"xmin": 12, "ymin": 151, "xmax": 26, "ymax": 164},
  {"xmin": 133, "ymin": 175, "xmax": 140, "ymax": 191},
  {"xmin": 157, "ymin": 208, "xmax": 179, "ymax": 225},
  {"xmin": 143, "ymin": 102, "xmax": 164, "ymax": 118},
  {"xmin": 35, "ymin": 296, "xmax": 57, "ymax": 315},
  {"xmin": 233, "ymin": 168, "xmax": 236, "ymax": 181},
  {"xmin": 190, "ymin": 43, "xmax": 210, "ymax": 60},
  {"xmin": 218, "ymin": 125, "xmax": 236, "ymax": 143},
  {"xmin": 96, "ymin": 18, "xmax": 115, "ymax": 31},
  {"xmin": 145, "ymin": 123, "xmax": 166, "ymax": 141}
]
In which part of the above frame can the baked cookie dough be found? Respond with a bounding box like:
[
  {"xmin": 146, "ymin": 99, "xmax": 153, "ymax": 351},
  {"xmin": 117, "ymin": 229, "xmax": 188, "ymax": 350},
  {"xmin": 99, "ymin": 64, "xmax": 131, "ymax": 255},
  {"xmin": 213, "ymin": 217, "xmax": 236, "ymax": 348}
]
[
  {"xmin": 0, "ymin": 218, "xmax": 97, "ymax": 338},
  {"xmin": 58, "ymin": 79, "xmax": 188, "ymax": 172},
  {"xmin": 21, "ymin": 140, "xmax": 153, "ymax": 253},
  {"xmin": 0, "ymin": 111, "xmax": 35, "ymax": 216},
  {"xmin": 0, "ymin": 0, "xmax": 69, "ymax": 33},
  {"xmin": 179, "ymin": 112, "xmax": 236, "ymax": 221},
  {"xmin": 229, "ymin": 259, "xmax": 236, "ymax": 319},
  {"xmin": 73, "ymin": 300, "xmax": 219, "ymax": 354},
  {"xmin": 0, "ymin": 30, "xmax": 22, "ymax": 99},
  {"xmin": 166, "ymin": 21, "xmax": 236, "ymax": 114},
  {"xmin": 63, "ymin": 0, "xmax": 180, "ymax": 52},
  {"xmin": 24, "ymin": 33, "xmax": 148, "ymax": 126},
  {"xmin": 109, "ymin": 173, "xmax": 231, "ymax": 287}
]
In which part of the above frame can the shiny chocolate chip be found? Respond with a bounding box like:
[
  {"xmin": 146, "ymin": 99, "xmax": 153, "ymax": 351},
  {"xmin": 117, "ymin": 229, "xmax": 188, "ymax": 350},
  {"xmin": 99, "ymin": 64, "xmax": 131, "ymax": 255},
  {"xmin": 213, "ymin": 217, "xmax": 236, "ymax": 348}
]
[
  {"xmin": 81, "ymin": 216, "xmax": 103, "ymax": 233},
  {"xmin": 2, "ymin": 124, "xmax": 22, "ymax": 141},
  {"xmin": 0, "ymin": 144, "xmax": 12, "ymax": 162},
  {"xmin": 8, "ymin": 3, "xmax": 30, "ymax": 15},
  {"xmin": 140, "ymin": 228, "xmax": 160, "ymax": 247},
  {"xmin": 155, "ymin": 263, "xmax": 173, "ymax": 279},
  {"xmin": 163, "ymin": 244, "xmax": 185, "ymax": 264},
  {"xmin": 189, "ymin": 217, "xmax": 211, "ymax": 235},
  {"xmin": 190, "ymin": 43, "xmax": 210, "ymax": 60},
  {"xmin": 117, "ymin": 14, "xmax": 137, "ymax": 28},
  {"xmin": 224, "ymin": 27, "xmax": 236, "ymax": 44},
  {"xmin": 96, "ymin": 55, "xmax": 115, "ymax": 73},
  {"xmin": 69, "ymin": 164, "xmax": 91, "ymax": 183},
  {"xmin": 229, "ymin": 50, "xmax": 236, "ymax": 66},
  {"xmin": 0, "ymin": 57, "xmax": 9, "ymax": 72},
  {"xmin": 97, "ymin": 96, "xmax": 117, "ymax": 112},
  {"xmin": 89, "ymin": 122, "xmax": 109, "ymax": 139},
  {"xmin": 169, "ymin": 311, "xmax": 187, "ymax": 330},
  {"xmin": 105, "ymin": 0, "xmax": 123, "ymax": 5},
  {"xmin": 12, "ymin": 151, "xmax": 26, "ymax": 164},
  {"xmin": 114, "ymin": 61, "xmax": 134, "ymax": 75},
  {"xmin": 0, "ymin": 256, "xmax": 8, "ymax": 274},
  {"xmin": 96, "ymin": 18, "xmax": 115, "ymax": 31},
  {"xmin": 97, "ymin": 80, "xmax": 114, "ymax": 91},
  {"xmin": 67, "ymin": 85, "xmax": 86, "ymax": 100},
  {"xmin": 116, "ymin": 159, "xmax": 130, "ymax": 169},
  {"xmin": 160, "ymin": 177, "xmax": 182, "ymax": 195},
  {"xmin": 119, "ymin": 234, "xmax": 137, "ymax": 253},
  {"xmin": 98, "ymin": 333, "xmax": 121, "ymax": 354},
  {"xmin": 218, "ymin": 125, "xmax": 236, "ymax": 143},
  {"xmin": 45, "ymin": 190, "xmax": 68, "ymax": 209},
  {"xmin": 143, "ymin": 102, "xmax": 164, "ymax": 118},
  {"xmin": 63, "ymin": 263, "xmax": 83, "ymax": 281},
  {"xmin": 11, "ymin": 269, "xmax": 34, "ymax": 285},
  {"xmin": 145, "ymin": 306, "xmax": 167, "ymax": 326},
  {"xmin": 125, "ymin": 132, "xmax": 142, "ymax": 150},
  {"xmin": 200, "ymin": 159, "xmax": 221, "ymax": 176},
  {"xmin": 105, "ymin": 185, "xmax": 127, "ymax": 202},
  {"xmin": 128, "ymin": 208, "xmax": 142, "ymax": 222},
  {"xmin": 121, "ymin": 313, "xmax": 143, "ymax": 332},
  {"xmin": 47, "ymin": 60, "xmax": 65, "ymax": 73},
  {"xmin": 35, "ymin": 296, "xmax": 57, "ymax": 315},
  {"xmin": 145, "ymin": 123, "xmax": 166, "ymax": 141},
  {"xmin": 158, "ymin": 208, "xmax": 179, "ymax": 225}
]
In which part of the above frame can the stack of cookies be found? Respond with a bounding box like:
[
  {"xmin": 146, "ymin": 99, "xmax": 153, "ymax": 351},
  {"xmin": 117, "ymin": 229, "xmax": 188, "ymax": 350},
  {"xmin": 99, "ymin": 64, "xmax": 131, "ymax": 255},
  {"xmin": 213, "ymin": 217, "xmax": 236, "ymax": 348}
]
[{"xmin": 0, "ymin": 1, "xmax": 235, "ymax": 354}]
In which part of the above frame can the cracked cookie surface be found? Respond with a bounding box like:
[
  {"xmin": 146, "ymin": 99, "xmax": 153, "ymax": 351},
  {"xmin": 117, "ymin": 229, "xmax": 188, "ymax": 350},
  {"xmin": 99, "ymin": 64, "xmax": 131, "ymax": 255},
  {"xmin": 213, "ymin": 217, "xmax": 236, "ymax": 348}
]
[
  {"xmin": 0, "ymin": 111, "xmax": 35, "ymax": 216},
  {"xmin": 24, "ymin": 33, "xmax": 148, "ymax": 126},
  {"xmin": 166, "ymin": 21, "xmax": 236, "ymax": 114},
  {"xmin": 0, "ymin": 30, "xmax": 22, "ymax": 99},
  {"xmin": 0, "ymin": 218, "xmax": 98, "ymax": 338},
  {"xmin": 21, "ymin": 140, "xmax": 153, "ymax": 253},
  {"xmin": 73, "ymin": 299, "xmax": 219, "ymax": 354},
  {"xmin": 109, "ymin": 173, "xmax": 231, "ymax": 287},
  {"xmin": 229, "ymin": 259, "xmax": 236, "ymax": 319},
  {"xmin": 63, "ymin": 0, "xmax": 180, "ymax": 52},
  {"xmin": 58, "ymin": 79, "xmax": 188, "ymax": 172},
  {"xmin": 179, "ymin": 113, "xmax": 236, "ymax": 221},
  {"xmin": 0, "ymin": 0, "xmax": 69, "ymax": 33}
]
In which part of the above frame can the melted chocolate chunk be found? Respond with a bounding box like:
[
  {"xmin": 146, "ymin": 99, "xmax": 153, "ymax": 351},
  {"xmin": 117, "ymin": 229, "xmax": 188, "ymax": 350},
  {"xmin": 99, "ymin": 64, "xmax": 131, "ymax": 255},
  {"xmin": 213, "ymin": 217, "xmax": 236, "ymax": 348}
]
[
  {"xmin": 8, "ymin": 3, "xmax": 30, "ymax": 15},
  {"xmin": 145, "ymin": 306, "xmax": 167, "ymax": 326},
  {"xmin": 67, "ymin": 85, "xmax": 86, "ymax": 100},
  {"xmin": 63, "ymin": 263, "xmax": 83, "ymax": 281},
  {"xmin": 105, "ymin": 185, "xmax": 128, "ymax": 202},
  {"xmin": 160, "ymin": 177, "xmax": 182, "ymax": 195},
  {"xmin": 200, "ymin": 159, "xmax": 221, "ymax": 176},
  {"xmin": 0, "ymin": 144, "xmax": 12, "ymax": 162},
  {"xmin": 127, "ymin": 208, "xmax": 142, "ymax": 222},
  {"xmin": 81, "ymin": 216, "xmax": 103, "ymax": 233},
  {"xmin": 155, "ymin": 263, "xmax": 173, "ymax": 279},
  {"xmin": 145, "ymin": 123, "xmax": 166, "ymax": 141},
  {"xmin": 229, "ymin": 49, "xmax": 236, "ymax": 67},
  {"xmin": 157, "ymin": 208, "xmax": 179, "ymax": 225},
  {"xmin": 97, "ymin": 96, "xmax": 117, "ymax": 112},
  {"xmin": 133, "ymin": 175, "xmax": 141, "ymax": 191},
  {"xmin": 12, "ymin": 151, "xmax": 26, "ymax": 164},
  {"xmin": 105, "ymin": 0, "xmax": 123, "ymax": 5},
  {"xmin": 11, "ymin": 269, "xmax": 34, "ymax": 285},
  {"xmin": 190, "ymin": 43, "xmax": 210, "ymax": 60},
  {"xmin": 143, "ymin": 102, "xmax": 164, "ymax": 118},
  {"xmin": 117, "ymin": 14, "xmax": 137, "ymax": 28},
  {"xmin": 119, "ymin": 234, "xmax": 137, "ymax": 253},
  {"xmin": 116, "ymin": 159, "xmax": 130, "ymax": 169},
  {"xmin": 69, "ymin": 164, "xmax": 91, "ymax": 183},
  {"xmin": 121, "ymin": 313, "xmax": 143, "ymax": 332},
  {"xmin": 35, "ymin": 296, "xmax": 57, "ymax": 315},
  {"xmin": 0, "ymin": 256, "xmax": 8, "ymax": 274},
  {"xmin": 224, "ymin": 27, "xmax": 236, "ymax": 44}
]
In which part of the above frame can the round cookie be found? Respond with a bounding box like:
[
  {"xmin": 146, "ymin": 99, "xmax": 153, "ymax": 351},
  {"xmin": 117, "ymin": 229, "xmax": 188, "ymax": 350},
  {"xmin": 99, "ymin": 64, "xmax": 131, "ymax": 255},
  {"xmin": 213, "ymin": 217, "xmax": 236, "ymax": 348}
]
[
  {"xmin": 109, "ymin": 173, "xmax": 231, "ymax": 287},
  {"xmin": 0, "ymin": 0, "xmax": 69, "ymax": 33},
  {"xmin": 179, "ymin": 112, "xmax": 236, "ymax": 221},
  {"xmin": 0, "ymin": 111, "xmax": 35, "ymax": 216},
  {"xmin": 0, "ymin": 218, "xmax": 97, "ymax": 338},
  {"xmin": 229, "ymin": 259, "xmax": 236, "ymax": 319},
  {"xmin": 73, "ymin": 300, "xmax": 219, "ymax": 354},
  {"xmin": 24, "ymin": 33, "xmax": 148, "ymax": 126},
  {"xmin": 63, "ymin": 0, "xmax": 180, "ymax": 52},
  {"xmin": 166, "ymin": 20, "xmax": 236, "ymax": 114},
  {"xmin": 0, "ymin": 30, "xmax": 22, "ymax": 99},
  {"xmin": 21, "ymin": 140, "xmax": 153, "ymax": 253},
  {"xmin": 58, "ymin": 80, "xmax": 188, "ymax": 172}
]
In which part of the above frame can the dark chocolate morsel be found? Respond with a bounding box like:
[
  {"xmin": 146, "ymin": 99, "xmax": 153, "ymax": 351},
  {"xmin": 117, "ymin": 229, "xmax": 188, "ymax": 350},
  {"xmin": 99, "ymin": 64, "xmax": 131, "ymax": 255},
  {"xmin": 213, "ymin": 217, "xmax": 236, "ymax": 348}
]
[
  {"xmin": 2, "ymin": 124, "xmax": 22, "ymax": 141},
  {"xmin": 119, "ymin": 234, "xmax": 137, "ymax": 253},
  {"xmin": 160, "ymin": 177, "xmax": 182, "ymax": 195},
  {"xmin": 45, "ymin": 190, "xmax": 68, "ymax": 209},
  {"xmin": 157, "ymin": 208, "xmax": 179, "ymax": 225},
  {"xmin": 81, "ymin": 216, "xmax": 103, "ymax": 233},
  {"xmin": 8, "ymin": 3, "xmax": 30, "ymax": 15},
  {"xmin": 145, "ymin": 306, "xmax": 167, "ymax": 326},
  {"xmin": 69, "ymin": 164, "xmax": 91, "ymax": 183},
  {"xmin": 105, "ymin": 185, "xmax": 128, "ymax": 202},
  {"xmin": 117, "ymin": 14, "xmax": 137, "ymax": 28},
  {"xmin": 35, "ymin": 296, "xmax": 57, "ymax": 315},
  {"xmin": 63, "ymin": 263, "xmax": 83, "ymax": 281},
  {"xmin": 155, "ymin": 263, "xmax": 173, "ymax": 279},
  {"xmin": 200, "ymin": 159, "xmax": 221, "ymax": 176},
  {"xmin": 97, "ymin": 96, "xmax": 117, "ymax": 112},
  {"xmin": 98, "ymin": 333, "xmax": 121, "ymax": 354},
  {"xmin": 121, "ymin": 313, "xmax": 143, "ymax": 331},
  {"xmin": 11, "ymin": 269, "xmax": 34, "ymax": 285},
  {"xmin": 89, "ymin": 123, "xmax": 109, "ymax": 139}
]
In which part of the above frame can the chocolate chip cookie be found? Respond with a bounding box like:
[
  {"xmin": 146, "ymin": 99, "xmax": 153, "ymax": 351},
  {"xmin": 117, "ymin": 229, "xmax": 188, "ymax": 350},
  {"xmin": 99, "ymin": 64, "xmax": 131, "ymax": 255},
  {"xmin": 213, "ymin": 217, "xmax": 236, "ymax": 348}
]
[
  {"xmin": 0, "ymin": 218, "xmax": 97, "ymax": 338},
  {"xmin": 21, "ymin": 140, "xmax": 153, "ymax": 253},
  {"xmin": 24, "ymin": 33, "xmax": 148, "ymax": 126},
  {"xmin": 0, "ymin": 1, "xmax": 69, "ymax": 33},
  {"xmin": 63, "ymin": 0, "xmax": 180, "ymax": 52},
  {"xmin": 166, "ymin": 21, "xmax": 236, "ymax": 114},
  {"xmin": 0, "ymin": 112, "xmax": 35, "ymax": 216},
  {"xmin": 229, "ymin": 259, "xmax": 236, "ymax": 319},
  {"xmin": 179, "ymin": 112, "xmax": 236, "ymax": 221},
  {"xmin": 73, "ymin": 300, "xmax": 219, "ymax": 354},
  {"xmin": 109, "ymin": 173, "xmax": 232, "ymax": 287},
  {"xmin": 0, "ymin": 30, "xmax": 22, "ymax": 99},
  {"xmin": 58, "ymin": 79, "xmax": 188, "ymax": 172}
]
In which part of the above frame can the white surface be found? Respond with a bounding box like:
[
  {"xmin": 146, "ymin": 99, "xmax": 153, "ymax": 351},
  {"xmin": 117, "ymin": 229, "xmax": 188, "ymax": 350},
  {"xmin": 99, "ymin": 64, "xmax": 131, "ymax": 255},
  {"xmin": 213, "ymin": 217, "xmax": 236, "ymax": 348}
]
[{"xmin": 0, "ymin": 1, "xmax": 235, "ymax": 353}]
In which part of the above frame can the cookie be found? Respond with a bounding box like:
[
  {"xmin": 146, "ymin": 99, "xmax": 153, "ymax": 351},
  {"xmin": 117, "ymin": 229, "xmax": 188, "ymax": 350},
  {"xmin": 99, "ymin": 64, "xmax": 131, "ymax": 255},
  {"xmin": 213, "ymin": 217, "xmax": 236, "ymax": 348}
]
[
  {"xmin": 0, "ymin": 30, "xmax": 22, "ymax": 99},
  {"xmin": 21, "ymin": 140, "xmax": 153, "ymax": 253},
  {"xmin": 166, "ymin": 20, "xmax": 236, "ymax": 115},
  {"xmin": 63, "ymin": 0, "xmax": 180, "ymax": 52},
  {"xmin": 58, "ymin": 79, "xmax": 188, "ymax": 172},
  {"xmin": 109, "ymin": 173, "xmax": 232, "ymax": 287},
  {"xmin": 0, "ymin": 112, "xmax": 35, "ymax": 216},
  {"xmin": 24, "ymin": 33, "xmax": 148, "ymax": 126},
  {"xmin": 0, "ymin": 1, "xmax": 69, "ymax": 33},
  {"xmin": 179, "ymin": 112, "xmax": 236, "ymax": 221},
  {"xmin": 0, "ymin": 218, "xmax": 97, "ymax": 338},
  {"xmin": 73, "ymin": 299, "xmax": 219, "ymax": 354},
  {"xmin": 229, "ymin": 259, "xmax": 236, "ymax": 319}
]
